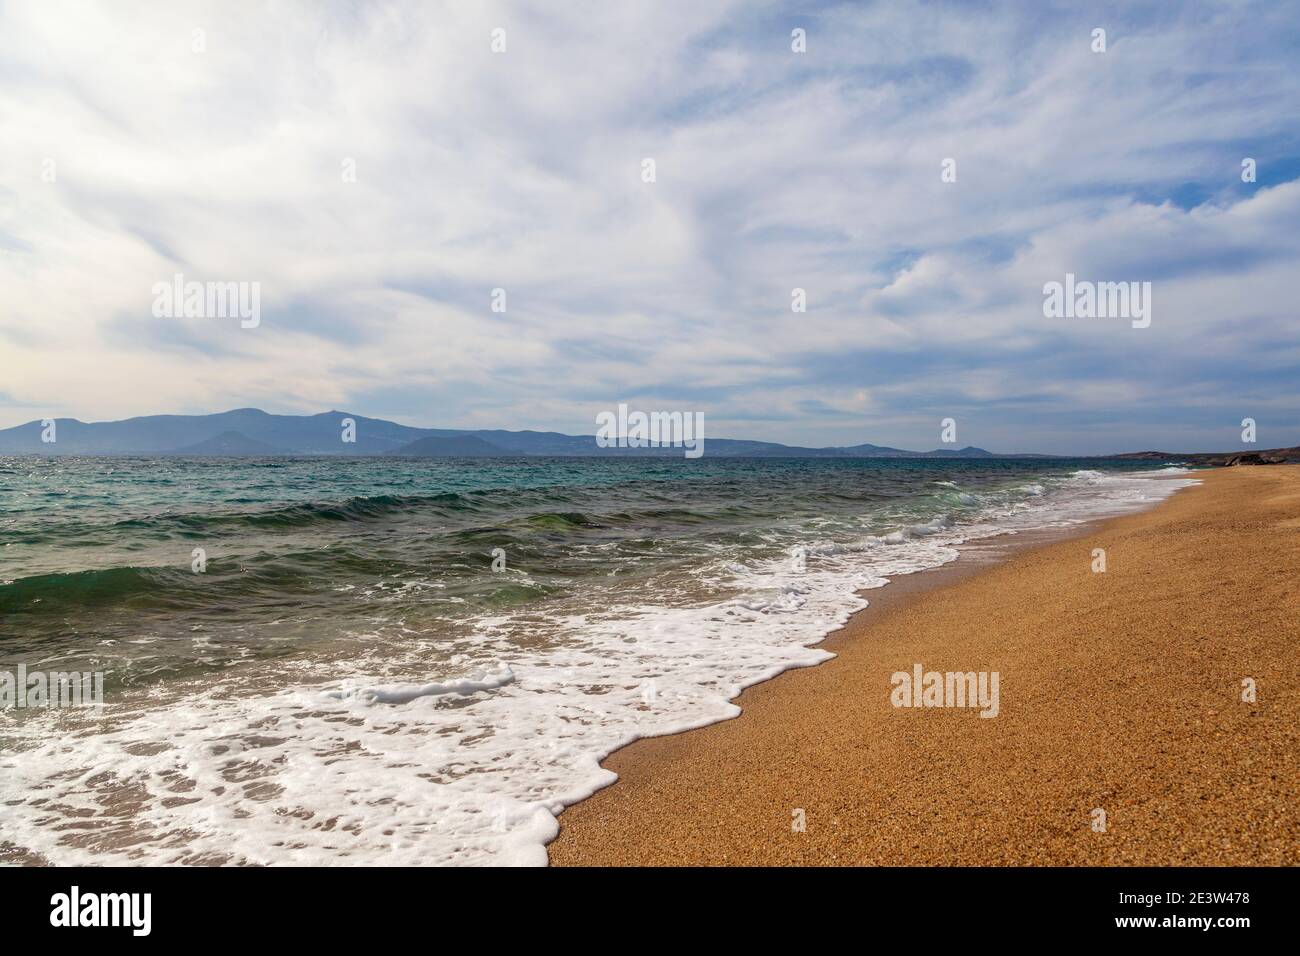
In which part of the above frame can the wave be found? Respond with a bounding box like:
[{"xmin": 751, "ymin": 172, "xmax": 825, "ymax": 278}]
[
  {"xmin": 19, "ymin": 491, "xmax": 725, "ymax": 550},
  {"xmin": 0, "ymin": 549, "xmax": 399, "ymax": 618},
  {"xmin": 15, "ymin": 487, "xmax": 600, "ymax": 546},
  {"xmin": 322, "ymin": 666, "xmax": 516, "ymax": 704},
  {"xmin": 120, "ymin": 490, "xmax": 477, "ymax": 533},
  {"xmin": 0, "ymin": 565, "xmax": 184, "ymax": 617},
  {"xmin": 523, "ymin": 511, "xmax": 600, "ymax": 530}
]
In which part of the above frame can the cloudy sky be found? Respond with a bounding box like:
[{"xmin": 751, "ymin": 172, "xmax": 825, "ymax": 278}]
[{"xmin": 1, "ymin": 0, "xmax": 1298, "ymax": 454}]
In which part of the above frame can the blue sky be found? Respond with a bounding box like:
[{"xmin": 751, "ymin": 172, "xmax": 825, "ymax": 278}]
[{"xmin": 1, "ymin": 0, "xmax": 1298, "ymax": 454}]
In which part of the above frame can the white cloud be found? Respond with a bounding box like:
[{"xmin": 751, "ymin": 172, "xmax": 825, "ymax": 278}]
[{"xmin": 1, "ymin": 0, "xmax": 1297, "ymax": 453}]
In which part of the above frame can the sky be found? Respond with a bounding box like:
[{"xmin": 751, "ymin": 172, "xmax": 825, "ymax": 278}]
[{"xmin": 1, "ymin": 0, "xmax": 1298, "ymax": 455}]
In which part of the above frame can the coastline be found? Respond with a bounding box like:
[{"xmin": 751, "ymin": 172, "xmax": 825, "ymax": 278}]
[{"xmin": 548, "ymin": 467, "xmax": 1300, "ymax": 865}]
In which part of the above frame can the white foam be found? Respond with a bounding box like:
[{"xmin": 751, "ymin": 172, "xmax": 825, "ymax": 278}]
[
  {"xmin": 0, "ymin": 467, "xmax": 1198, "ymax": 866},
  {"xmin": 323, "ymin": 666, "xmax": 516, "ymax": 704}
]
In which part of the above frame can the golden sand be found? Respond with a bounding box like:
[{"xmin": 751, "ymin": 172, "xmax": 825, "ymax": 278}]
[{"xmin": 549, "ymin": 467, "xmax": 1300, "ymax": 866}]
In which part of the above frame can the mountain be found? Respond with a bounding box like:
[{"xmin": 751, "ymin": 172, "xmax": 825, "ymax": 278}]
[
  {"xmin": 807, "ymin": 443, "xmax": 1003, "ymax": 458},
  {"xmin": 165, "ymin": 431, "xmax": 290, "ymax": 456},
  {"xmin": 836, "ymin": 442, "xmax": 916, "ymax": 457},
  {"xmin": 0, "ymin": 408, "xmax": 428, "ymax": 456},
  {"xmin": 394, "ymin": 435, "xmax": 510, "ymax": 457},
  {"xmin": 917, "ymin": 446, "xmax": 997, "ymax": 459},
  {"xmin": 1108, "ymin": 447, "xmax": 1300, "ymax": 465},
  {"xmin": 0, "ymin": 404, "xmax": 1017, "ymax": 458},
  {"xmin": 0, "ymin": 406, "xmax": 1227, "ymax": 459}
]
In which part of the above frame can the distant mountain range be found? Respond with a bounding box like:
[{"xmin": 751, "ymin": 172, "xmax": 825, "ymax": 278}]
[
  {"xmin": 1108, "ymin": 448, "xmax": 1300, "ymax": 466},
  {"xmin": 0, "ymin": 407, "xmax": 1025, "ymax": 458},
  {"xmin": 1, "ymin": 408, "xmax": 1296, "ymax": 462}
]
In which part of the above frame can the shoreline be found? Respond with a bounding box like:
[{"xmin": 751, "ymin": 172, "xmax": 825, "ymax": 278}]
[{"xmin": 548, "ymin": 467, "xmax": 1300, "ymax": 865}]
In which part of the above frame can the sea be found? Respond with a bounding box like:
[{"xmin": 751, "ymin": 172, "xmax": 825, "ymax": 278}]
[{"xmin": 0, "ymin": 455, "xmax": 1197, "ymax": 865}]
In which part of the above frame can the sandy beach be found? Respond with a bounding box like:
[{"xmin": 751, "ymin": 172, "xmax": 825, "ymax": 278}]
[{"xmin": 549, "ymin": 466, "xmax": 1300, "ymax": 866}]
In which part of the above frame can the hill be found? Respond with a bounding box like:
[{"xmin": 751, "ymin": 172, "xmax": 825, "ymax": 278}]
[
  {"xmin": 393, "ymin": 435, "xmax": 511, "ymax": 457},
  {"xmin": 0, "ymin": 406, "xmax": 1215, "ymax": 459},
  {"xmin": 165, "ymin": 431, "xmax": 291, "ymax": 456},
  {"xmin": 1108, "ymin": 447, "xmax": 1300, "ymax": 466}
]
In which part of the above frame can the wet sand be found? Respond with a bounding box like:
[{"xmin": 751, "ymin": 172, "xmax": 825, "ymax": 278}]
[{"xmin": 549, "ymin": 467, "xmax": 1300, "ymax": 866}]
